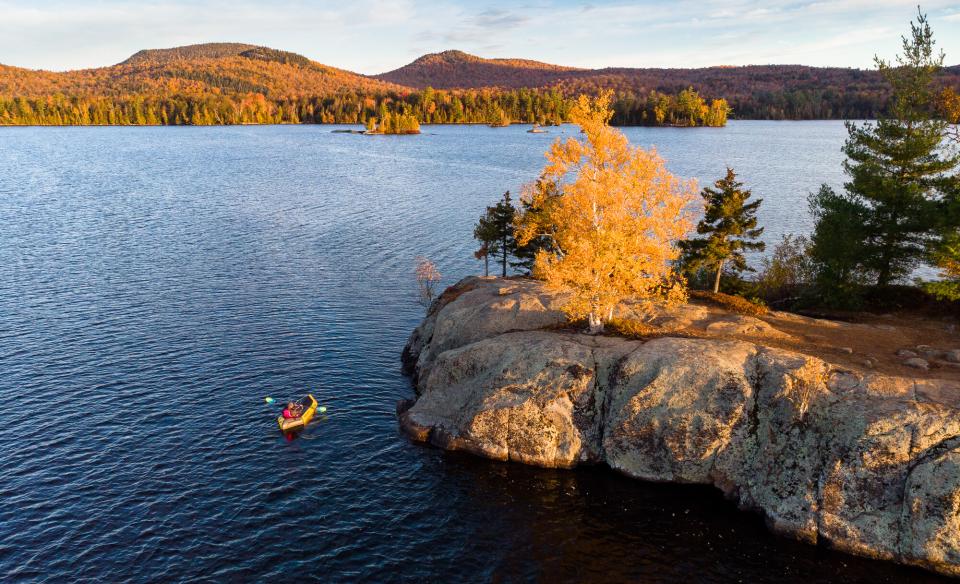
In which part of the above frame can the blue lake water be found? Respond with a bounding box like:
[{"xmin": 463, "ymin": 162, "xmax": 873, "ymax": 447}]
[{"xmin": 0, "ymin": 122, "xmax": 947, "ymax": 582}]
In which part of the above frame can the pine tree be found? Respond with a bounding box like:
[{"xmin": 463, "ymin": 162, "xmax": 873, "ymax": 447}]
[
  {"xmin": 811, "ymin": 10, "xmax": 959, "ymax": 287},
  {"xmin": 679, "ymin": 168, "xmax": 765, "ymax": 293},
  {"xmin": 512, "ymin": 177, "xmax": 562, "ymax": 273},
  {"xmin": 473, "ymin": 192, "xmax": 517, "ymax": 277}
]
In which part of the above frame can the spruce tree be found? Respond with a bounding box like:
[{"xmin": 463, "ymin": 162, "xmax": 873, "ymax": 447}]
[
  {"xmin": 811, "ymin": 10, "xmax": 959, "ymax": 287},
  {"xmin": 679, "ymin": 167, "xmax": 765, "ymax": 293},
  {"xmin": 512, "ymin": 178, "xmax": 562, "ymax": 274},
  {"xmin": 473, "ymin": 192, "xmax": 517, "ymax": 277}
]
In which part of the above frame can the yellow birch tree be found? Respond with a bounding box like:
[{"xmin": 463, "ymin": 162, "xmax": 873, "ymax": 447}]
[{"xmin": 516, "ymin": 92, "xmax": 698, "ymax": 333}]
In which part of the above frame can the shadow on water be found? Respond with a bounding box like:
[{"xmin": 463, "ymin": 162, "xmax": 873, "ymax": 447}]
[
  {"xmin": 429, "ymin": 450, "xmax": 948, "ymax": 584},
  {"xmin": 282, "ymin": 415, "xmax": 331, "ymax": 443}
]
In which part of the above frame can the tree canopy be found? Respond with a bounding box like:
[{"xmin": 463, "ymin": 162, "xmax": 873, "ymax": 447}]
[
  {"xmin": 516, "ymin": 92, "xmax": 697, "ymax": 333},
  {"xmin": 809, "ymin": 10, "xmax": 960, "ymax": 293},
  {"xmin": 473, "ymin": 192, "xmax": 517, "ymax": 277},
  {"xmin": 679, "ymin": 168, "xmax": 765, "ymax": 293}
]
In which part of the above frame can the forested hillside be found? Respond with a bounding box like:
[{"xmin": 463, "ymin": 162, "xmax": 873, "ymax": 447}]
[
  {"xmin": 3, "ymin": 42, "xmax": 954, "ymax": 125},
  {"xmin": 379, "ymin": 50, "xmax": 960, "ymax": 120},
  {"xmin": 0, "ymin": 43, "xmax": 727, "ymax": 126}
]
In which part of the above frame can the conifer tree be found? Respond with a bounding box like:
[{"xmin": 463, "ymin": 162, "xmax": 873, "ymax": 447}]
[
  {"xmin": 473, "ymin": 192, "xmax": 517, "ymax": 277},
  {"xmin": 512, "ymin": 177, "xmax": 562, "ymax": 273},
  {"xmin": 810, "ymin": 10, "xmax": 960, "ymax": 287},
  {"xmin": 679, "ymin": 168, "xmax": 765, "ymax": 293}
]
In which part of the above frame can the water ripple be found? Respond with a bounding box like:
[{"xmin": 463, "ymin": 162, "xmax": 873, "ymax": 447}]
[{"xmin": 0, "ymin": 124, "xmax": 942, "ymax": 583}]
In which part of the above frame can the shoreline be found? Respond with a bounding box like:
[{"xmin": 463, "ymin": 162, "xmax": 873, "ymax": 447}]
[
  {"xmin": 399, "ymin": 276, "xmax": 960, "ymax": 578},
  {"xmin": 0, "ymin": 119, "xmax": 864, "ymax": 129}
]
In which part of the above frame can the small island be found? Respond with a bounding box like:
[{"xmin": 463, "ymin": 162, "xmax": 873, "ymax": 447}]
[
  {"xmin": 364, "ymin": 112, "xmax": 421, "ymax": 134},
  {"xmin": 488, "ymin": 108, "xmax": 511, "ymax": 128}
]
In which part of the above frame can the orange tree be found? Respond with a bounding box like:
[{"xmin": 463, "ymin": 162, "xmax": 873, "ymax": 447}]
[{"xmin": 515, "ymin": 92, "xmax": 698, "ymax": 333}]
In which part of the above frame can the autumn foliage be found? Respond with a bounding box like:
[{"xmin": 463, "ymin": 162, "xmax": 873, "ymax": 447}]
[
  {"xmin": 2, "ymin": 43, "xmax": 725, "ymax": 127},
  {"xmin": 516, "ymin": 92, "xmax": 698, "ymax": 333},
  {"xmin": 378, "ymin": 49, "xmax": 960, "ymax": 120}
]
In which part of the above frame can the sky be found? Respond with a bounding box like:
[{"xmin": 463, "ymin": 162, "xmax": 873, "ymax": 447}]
[{"xmin": 2, "ymin": 0, "xmax": 960, "ymax": 73}]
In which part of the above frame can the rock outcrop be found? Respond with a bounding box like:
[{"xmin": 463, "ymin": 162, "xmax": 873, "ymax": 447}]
[{"xmin": 398, "ymin": 277, "xmax": 960, "ymax": 577}]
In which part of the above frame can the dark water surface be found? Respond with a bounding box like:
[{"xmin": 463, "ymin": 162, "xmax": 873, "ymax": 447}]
[{"xmin": 0, "ymin": 123, "xmax": 947, "ymax": 582}]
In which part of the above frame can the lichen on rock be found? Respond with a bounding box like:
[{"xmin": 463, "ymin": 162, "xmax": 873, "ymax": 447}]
[{"xmin": 398, "ymin": 277, "xmax": 960, "ymax": 577}]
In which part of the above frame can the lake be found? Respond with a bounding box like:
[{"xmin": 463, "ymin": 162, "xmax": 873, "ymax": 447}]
[{"xmin": 0, "ymin": 122, "xmax": 946, "ymax": 582}]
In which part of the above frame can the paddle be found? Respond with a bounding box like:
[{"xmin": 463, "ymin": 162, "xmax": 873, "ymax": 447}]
[{"xmin": 265, "ymin": 396, "xmax": 327, "ymax": 414}]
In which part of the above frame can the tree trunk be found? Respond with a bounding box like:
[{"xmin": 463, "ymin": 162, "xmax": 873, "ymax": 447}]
[
  {"xmin": 876, "ymin": 240, "xmax": 893, "ymax": 286},
  {"xmin": 483, "ymin": 254, "xmax": 489, "ymax": 277},
  {"xmin": 713, "ymin": 260, "xmax": 725, "ymax": 294},
  {"xmin": 501, "ymin": 237, "xmax": 508, "ymax": 277},
  {"xmin": 877, "ymin": 265, "xmax": 890, "ymax": 287},
  {"xmin": 587, "ymin": 312, "xmax": 604, "ymax": 334}
]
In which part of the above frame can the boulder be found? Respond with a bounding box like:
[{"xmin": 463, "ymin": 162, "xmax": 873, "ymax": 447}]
[{"xmin": 399, "ymin": 277, "xmax": 960, "ymax": 577}]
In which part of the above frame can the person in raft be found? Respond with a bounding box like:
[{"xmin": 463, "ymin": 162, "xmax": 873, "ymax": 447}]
[{"xmin": 282, "ymin": 402, "xmax": 304, "ymax": 419}]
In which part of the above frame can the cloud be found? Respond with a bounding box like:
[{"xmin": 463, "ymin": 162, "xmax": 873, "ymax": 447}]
[
  {"xmin": 415, "ymin": 6, "xmax": 531, "ymax": 47},
  {"xmin": 471, "ymin": 8, "xmax": 529, "ymax": 29}
]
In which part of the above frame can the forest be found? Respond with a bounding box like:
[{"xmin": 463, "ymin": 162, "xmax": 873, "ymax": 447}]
[
  {"xmin": 378, "ymin": 50, "xmax": 960, "ymax": 120},
  {"xmin": 4, "ymin": 41, "xmax": 956, "ymax": 126},
  {"xmin": 7, "ymin": 41, "xmax": 921, "ymax": 127},
  {"xmin": 0, "ymin": 85, "xmax": 727, "ymax": 127}
]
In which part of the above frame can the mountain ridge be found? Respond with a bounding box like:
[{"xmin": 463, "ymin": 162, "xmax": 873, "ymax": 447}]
[{"xmin": 2, "ymin": 42, "xmax": 959, "ymax": 123}]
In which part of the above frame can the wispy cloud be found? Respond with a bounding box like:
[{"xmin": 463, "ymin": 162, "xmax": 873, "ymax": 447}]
[{"xmin": 414, "ymin": 6, "xmax": 531, "ymax": 52}]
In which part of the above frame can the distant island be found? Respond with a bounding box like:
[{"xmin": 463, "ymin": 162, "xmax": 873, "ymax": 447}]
[
  {"xmin": 1, "ymin": 43, "xmax": 958, "ymax": 127},
  {"xmin": 364, "ymin": 112, "xmax": 420, "ymax": 135}
]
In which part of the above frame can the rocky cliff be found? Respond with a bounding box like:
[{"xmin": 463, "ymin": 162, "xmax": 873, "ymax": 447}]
[{"xmin": 398, "ymin": 277, "xmax": 960, "ymax": 577}]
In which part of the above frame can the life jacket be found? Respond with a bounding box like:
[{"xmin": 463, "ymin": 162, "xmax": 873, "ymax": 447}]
[{"xmin": 282, "ymin": 408, "xmax": 295, "ymax": 419}]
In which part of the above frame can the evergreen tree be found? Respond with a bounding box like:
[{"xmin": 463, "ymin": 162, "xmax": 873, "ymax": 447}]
[
  {"xmin": 511, "ymin": 177, "xmax": 562, "ymax": 273},
  {"xmin": 473, "ymin": 192, "xmax": 517, "ymax": 277},
  {"xmin": 807, "ymin": 185, "xmax": 871, "ymax": 304},
  {"xmin": 679, "ymin": 168, "xmax": 765, "ymax": 293},
  {"xmin": 810, "ymin": 10, "xmax": 960, "ymax": 287}
]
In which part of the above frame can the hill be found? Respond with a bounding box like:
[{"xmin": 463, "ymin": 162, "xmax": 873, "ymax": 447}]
[
  {"xmin": 2, "ymin": 43, "xmax": 957, "ymax": 125},
  {"xmin": 119, "ymin": 42, "xmax": 258, "ymax": 65},
  {"xmin": 378, "ymin": 50, "xmax": 960, "ymax": 119},
  {"xmin": 378, "ymin": 50, "xmax": 582, "ymax": 89},
  {"xmin": 0, "ymin": 42, "xmax": 403, "ymax": 99},
  {"xmin": 0, "ymin": 43, "xmax": 585, "ymax": 126}
]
